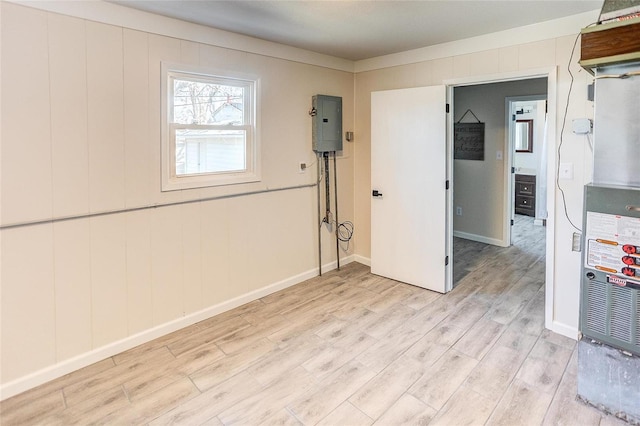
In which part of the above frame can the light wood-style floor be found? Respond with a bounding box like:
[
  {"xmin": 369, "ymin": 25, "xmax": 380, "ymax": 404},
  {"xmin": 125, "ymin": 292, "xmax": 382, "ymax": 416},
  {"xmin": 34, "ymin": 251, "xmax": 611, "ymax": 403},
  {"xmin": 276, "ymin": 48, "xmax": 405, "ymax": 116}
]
[{"xmin": 0, "ymin": 216, "xmax": 629, "ymax": 425}]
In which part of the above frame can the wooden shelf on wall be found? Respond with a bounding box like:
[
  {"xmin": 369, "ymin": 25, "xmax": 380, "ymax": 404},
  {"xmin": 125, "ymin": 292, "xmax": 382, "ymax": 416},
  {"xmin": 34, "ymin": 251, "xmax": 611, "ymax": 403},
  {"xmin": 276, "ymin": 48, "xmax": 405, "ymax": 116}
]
[{"xmin": 580, "ymin": 16, "xmax": 640, "ymax": 73}]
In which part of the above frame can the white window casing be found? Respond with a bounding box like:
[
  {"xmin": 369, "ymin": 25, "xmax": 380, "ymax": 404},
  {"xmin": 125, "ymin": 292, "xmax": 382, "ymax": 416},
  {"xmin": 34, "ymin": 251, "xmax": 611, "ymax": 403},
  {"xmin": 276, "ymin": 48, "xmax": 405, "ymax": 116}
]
[{"xmin": 161, "ymin": 62, "xmax": 260, "ymax": 191}]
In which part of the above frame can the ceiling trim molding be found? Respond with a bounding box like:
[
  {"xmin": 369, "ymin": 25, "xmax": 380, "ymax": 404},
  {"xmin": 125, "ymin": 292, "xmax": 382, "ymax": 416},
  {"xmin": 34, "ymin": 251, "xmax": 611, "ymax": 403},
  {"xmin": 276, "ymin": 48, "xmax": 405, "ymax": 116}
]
[
  {"xmin": 7, "ymin": 0, "xmax": 356, "ymax": 73},
  {"xmin": 354, "ymin": 9, "xmax": 600, "ymax": 73}
]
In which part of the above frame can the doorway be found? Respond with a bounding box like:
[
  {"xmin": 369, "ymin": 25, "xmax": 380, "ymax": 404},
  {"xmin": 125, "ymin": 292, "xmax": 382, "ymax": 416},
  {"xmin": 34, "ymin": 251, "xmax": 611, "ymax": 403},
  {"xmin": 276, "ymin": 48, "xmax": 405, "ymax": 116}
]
[
  {"xmin": 509, "ymin": 97, "xmax": 548, "ymax": 229},
  {"xmin": 450, "ymin": 78, "xmax": 548, "ymax": 290},
  {"xmin": 368, "ymin": 69, "xmax": 558, "ymax": 331}
]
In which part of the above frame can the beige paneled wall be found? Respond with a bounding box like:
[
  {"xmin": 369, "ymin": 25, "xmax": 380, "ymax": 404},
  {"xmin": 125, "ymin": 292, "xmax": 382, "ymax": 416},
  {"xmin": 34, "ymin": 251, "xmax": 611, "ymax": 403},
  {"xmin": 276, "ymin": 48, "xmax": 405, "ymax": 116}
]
[
  {"xmin": 1, "ymin": 225, "xmax": 56, "ymax": 378},
  {"xmin": 550, "ymin": 33, "xmax": 595, "ymax": 333},
  {"xmin": 88, "ymin": 22, "xmax": 126, "ymax": 213},
  {"xmin": 0, "ymin": 2, "xmax": 354, "ymax": 391},
  {"xmin": 123, "ymin": 29, "xmax": 152, "ymax": 209},
  {"xmin": 1, "ymin": 5, "xmax": 53, "ymax": 224},
  {"xmin": 49, "ymin": 13, "xmax": 90, "ymax": 218}
]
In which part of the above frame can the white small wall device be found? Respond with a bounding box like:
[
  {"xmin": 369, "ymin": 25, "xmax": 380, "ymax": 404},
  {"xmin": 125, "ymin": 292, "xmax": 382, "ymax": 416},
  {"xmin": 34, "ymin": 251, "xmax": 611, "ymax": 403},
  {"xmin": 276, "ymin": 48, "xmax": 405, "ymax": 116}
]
[{"xmin": 572, "ymin": 118, "xmax": 593, "ymax": 135}]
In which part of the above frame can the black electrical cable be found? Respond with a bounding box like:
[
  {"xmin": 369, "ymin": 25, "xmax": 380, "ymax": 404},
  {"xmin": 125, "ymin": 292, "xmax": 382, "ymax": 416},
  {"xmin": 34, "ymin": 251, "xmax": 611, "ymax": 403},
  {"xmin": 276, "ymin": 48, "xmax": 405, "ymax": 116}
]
[
  {"xmin": 336, "ymin": 220, "xmax": 354, "ymax": 251},
  {"xmin": 556, "ymin": 30, "xmax": 584, "ymax": 233},
  {"xmin": 321, "ymin": 218, "xmax": 354, "ymax": 250}
]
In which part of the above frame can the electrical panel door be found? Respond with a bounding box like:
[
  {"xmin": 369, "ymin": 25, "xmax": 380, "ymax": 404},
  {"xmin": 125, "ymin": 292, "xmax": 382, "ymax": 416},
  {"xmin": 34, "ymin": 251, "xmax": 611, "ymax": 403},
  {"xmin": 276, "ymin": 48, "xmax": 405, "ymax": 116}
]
[{"xmin": 312, "ymin": 95, "xmax": 343, "ymax": 152}]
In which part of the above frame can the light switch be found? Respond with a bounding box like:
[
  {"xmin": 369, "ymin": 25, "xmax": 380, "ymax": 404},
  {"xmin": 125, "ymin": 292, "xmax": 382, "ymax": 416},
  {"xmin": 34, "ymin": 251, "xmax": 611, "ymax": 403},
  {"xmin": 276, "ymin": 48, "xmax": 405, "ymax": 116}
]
[
  {"xmin": 559, "ymin": 162, "xmax": 574, "ymax": 180},
  {"xmin": 496, "ymin": 150, "xmax": 503, "ymax": 160}
]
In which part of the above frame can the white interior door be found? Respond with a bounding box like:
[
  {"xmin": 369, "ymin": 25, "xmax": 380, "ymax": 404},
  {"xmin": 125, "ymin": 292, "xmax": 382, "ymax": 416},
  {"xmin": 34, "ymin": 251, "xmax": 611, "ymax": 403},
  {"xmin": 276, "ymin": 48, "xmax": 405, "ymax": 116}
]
[{"xmin": 371, "ymin": 85, "xmax": 449, "ymax": 293}]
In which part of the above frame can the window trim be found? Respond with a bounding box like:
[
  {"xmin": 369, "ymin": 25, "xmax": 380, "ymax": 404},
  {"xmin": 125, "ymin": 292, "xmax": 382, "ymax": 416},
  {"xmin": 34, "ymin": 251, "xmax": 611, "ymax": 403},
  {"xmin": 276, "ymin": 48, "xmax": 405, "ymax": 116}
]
[{"xmin": 161, "ymin": 62, "xmax": 260, "ymax": 191}]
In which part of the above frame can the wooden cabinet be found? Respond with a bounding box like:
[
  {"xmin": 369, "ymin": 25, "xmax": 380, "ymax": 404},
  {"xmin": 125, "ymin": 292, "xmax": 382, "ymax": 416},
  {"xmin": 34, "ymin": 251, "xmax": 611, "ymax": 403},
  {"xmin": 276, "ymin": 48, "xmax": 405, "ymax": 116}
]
[
  {"xmin": 580, "ymin": 17, "xmax": 640, "ymax": 73},
  {"xmin": 515, "ymin": 174, "xmax": 536, "ymax": 217}
]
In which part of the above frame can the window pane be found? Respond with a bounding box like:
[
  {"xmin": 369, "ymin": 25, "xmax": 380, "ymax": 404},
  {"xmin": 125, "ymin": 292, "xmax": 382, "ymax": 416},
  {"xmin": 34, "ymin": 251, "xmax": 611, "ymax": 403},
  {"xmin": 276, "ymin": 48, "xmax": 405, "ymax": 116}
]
[
  {"xmin": 175, "ymin": 129, "xmax": 246, "ymax": 175},
  {"xmin": 173, "ymin": 79, "xmax": 245, "ymax": 125}
]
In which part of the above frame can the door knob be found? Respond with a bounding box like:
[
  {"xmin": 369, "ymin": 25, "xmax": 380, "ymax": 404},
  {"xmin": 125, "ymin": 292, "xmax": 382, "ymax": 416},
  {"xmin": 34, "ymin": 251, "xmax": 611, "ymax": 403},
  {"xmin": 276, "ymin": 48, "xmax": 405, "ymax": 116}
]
[{"xmin": 372, "ymin": 190, "xmax": 383, "ymax": 197}]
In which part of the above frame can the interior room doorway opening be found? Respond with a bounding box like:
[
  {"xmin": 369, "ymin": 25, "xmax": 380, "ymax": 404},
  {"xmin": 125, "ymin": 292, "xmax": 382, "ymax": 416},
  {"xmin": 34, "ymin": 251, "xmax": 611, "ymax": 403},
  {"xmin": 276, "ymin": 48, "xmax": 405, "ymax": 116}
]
[
  {"xmin": 448, "ymin": 73, "xmax": 553, "ymax": 328},
  {"xmin": 508, "ymin": 96, "xmax": 548, "ymax": 235}
]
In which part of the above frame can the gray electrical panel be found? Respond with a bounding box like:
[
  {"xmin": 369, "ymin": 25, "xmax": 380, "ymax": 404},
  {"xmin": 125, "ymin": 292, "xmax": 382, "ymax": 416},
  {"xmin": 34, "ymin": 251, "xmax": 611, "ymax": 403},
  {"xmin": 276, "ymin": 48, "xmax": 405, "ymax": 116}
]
[{"xmin": 312, "ymin": 95, "xmax": 342, "ymax": 152}]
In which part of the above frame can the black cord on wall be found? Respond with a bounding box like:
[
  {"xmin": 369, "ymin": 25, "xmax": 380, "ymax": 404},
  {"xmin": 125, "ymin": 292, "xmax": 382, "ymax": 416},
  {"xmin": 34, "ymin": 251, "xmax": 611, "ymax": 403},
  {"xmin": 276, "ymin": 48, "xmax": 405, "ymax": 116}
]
[
  {"xmin": 556, "ymin": 30, "xmax": 585, "ymax": 234},
  {"xmin": 336, "ymin": 220, "xmax": 354, "ymax": 251}
]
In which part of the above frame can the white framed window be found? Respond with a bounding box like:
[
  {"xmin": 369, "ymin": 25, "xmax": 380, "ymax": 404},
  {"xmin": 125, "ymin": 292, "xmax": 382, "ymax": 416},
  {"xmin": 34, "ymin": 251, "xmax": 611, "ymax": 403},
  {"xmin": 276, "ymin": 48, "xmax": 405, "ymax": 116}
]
[{"xmin": 161, "ymin": 63, "xmax": 260, "ymax": 191}]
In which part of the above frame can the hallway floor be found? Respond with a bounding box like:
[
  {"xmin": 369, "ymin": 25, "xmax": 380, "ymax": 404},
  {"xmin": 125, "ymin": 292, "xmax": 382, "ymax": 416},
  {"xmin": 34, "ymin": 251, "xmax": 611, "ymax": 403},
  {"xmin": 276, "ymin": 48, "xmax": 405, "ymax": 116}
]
[{"xmin": 0, "ymin": 218, "xmax": 628, "ymax": 425}]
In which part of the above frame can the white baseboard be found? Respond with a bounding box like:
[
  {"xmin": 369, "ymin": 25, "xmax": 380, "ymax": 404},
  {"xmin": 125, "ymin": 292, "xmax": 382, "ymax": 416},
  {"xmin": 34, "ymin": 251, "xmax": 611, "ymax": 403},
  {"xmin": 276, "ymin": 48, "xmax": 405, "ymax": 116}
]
[
  {"xmin": 453, "ymin": 230, "xmax": 507, "ymax": 247},
  {"xmin": 0, "ymin": 257, "xmax": 357, "ymax": 401},
  {"xmin": 352, "ymin": 254, "xmax": 371, "ymax": 267},
  {"xmin": 549, "ymin": 320, "xmax": 579, "ymax": 341}
]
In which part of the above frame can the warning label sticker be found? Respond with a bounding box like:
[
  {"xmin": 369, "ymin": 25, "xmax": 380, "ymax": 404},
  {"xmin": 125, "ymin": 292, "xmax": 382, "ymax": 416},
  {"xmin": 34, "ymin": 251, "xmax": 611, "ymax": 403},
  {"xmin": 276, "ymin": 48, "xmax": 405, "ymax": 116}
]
[{"xmin": 585, "ymin": 212, "xmax": 640, "ymax": 280}]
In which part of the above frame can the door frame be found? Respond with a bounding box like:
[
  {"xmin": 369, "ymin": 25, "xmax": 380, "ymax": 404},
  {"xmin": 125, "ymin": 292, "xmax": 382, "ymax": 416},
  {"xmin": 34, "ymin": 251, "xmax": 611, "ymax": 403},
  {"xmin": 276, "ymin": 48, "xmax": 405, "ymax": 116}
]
[{"xmin": 444, "ymin": 67, "xmax": 557, "ymax": 332}]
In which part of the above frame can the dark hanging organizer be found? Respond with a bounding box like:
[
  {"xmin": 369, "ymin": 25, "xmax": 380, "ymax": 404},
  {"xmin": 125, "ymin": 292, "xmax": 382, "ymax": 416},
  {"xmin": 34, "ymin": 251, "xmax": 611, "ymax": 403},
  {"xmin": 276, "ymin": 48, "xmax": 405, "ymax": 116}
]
[{"xmin": 454, "ymin": 109, "xmax": 485, "ymax": 161}]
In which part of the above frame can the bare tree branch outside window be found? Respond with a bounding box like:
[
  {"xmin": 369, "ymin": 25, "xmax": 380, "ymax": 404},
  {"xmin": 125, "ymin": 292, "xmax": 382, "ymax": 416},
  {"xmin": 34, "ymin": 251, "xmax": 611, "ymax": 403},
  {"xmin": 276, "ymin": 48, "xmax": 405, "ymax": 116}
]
[{"xmin": 173, "ymin": 80, "xmax": 243, "ymax": 125}]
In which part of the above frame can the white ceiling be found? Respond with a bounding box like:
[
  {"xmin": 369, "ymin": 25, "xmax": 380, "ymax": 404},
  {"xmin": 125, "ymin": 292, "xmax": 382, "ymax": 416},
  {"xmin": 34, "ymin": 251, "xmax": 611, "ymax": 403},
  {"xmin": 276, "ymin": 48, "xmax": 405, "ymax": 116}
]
[{"xmin": 111, "ymin": 0, "xmax": 603, "ymax": 61}]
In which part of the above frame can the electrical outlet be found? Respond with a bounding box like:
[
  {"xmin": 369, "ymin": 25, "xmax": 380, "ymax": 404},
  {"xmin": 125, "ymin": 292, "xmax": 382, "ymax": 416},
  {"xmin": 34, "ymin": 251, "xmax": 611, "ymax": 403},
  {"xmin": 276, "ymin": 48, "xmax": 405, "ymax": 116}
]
[
  {"xmin": 572, "ymin": 232, "xmax": 582, "ymax": 252},
  {"xmin": 299, "ymin": 162, "xmax": 307, "ymax": 173},
  {"xmin": 456, "ymin": 206, "xmax": 462, "ymax": 216}
]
